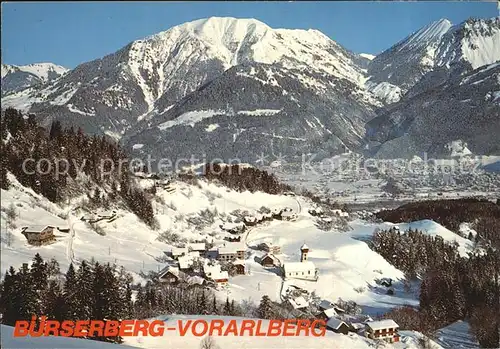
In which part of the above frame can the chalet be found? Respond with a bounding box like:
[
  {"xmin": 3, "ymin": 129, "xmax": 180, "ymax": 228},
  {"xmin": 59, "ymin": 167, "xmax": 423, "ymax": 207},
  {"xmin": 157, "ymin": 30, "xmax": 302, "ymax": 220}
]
[
  {"xmin": 319, "ymin": 307, "xmax": 338, "ymax": 320},
  {"xmin": 260, "ymin": 253, "xmax": 280, "ymax": 268},
  {"xmin": 203, "ymin": 263, "xmax": 229, "ymax": 287},
  {"xmin": 365, "ymin": 320, "xmax": 400, "ymax": 343},
  {"xmin": 232, "ymin": 259, "xmax": 246, "ymax": 275},
  {"xmin": 158, "ymin": 266, "xmax": 183, "ymax": 284},
  {"xmin": 332, "ymin": 209, "xmax": 349, "ymax": 218},
  {"xmin": 217, "ymin": 242, "xmax": 245, "ymax": 262},
  {"xmin": 380, "ymin": 278, "xmax": 392, "ymax": 287},
  {"xmin": 326, "ymin": 318, "xmax": 350, "ymax": 335},
  {"xmin": 21, "ymin": 225, "xmax": 56, "ymax": 246}
]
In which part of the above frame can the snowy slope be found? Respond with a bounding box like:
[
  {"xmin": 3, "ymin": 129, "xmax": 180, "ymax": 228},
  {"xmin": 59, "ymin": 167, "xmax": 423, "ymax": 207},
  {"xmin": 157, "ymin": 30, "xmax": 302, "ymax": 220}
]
[
  {"xmin": 394, "ymin": 220, "xmax": 474, "ymax": 257},
  {"xmin": 434, "ymin": 321, "xmax": 479, "ymax": 349},
  {"xmin": 123, "ymin": 315, "xmax": 443, "ymax": 349},
  {"xmin": 435, "ymin": 17, "xmax": 500, "ymax": 71},
  {"xmin": 1, "ymin": 325, "xmax": 137, "ymax": 349},
  {"xmin": 0, "ymin": 319, "xmax": 444, "ymax": 349}
]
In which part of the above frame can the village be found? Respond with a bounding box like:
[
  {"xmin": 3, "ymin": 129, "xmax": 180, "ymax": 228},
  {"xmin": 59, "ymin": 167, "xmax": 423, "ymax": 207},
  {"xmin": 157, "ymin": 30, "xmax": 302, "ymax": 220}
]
[
  {"xmin": 154, "ymin": 205, "xmax": 401, "ymax": 344},
  {"xmin": 14, "ymin": 189, "xmax": 402, "ymax": 344}
]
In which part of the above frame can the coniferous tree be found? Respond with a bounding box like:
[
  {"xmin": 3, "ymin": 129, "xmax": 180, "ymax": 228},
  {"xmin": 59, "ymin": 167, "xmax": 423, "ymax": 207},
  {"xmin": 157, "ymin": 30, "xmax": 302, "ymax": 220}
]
[
  {"xmin": 1, "ymin": 267, "xmax": 20, "ymax": 325},
  {"xmin": 223, "ymin": 297, "xmax": 231, "ymax": 315},
  {"xmin": 17, "ymin": 263, "xmax": 38, "ymax": 321},
  {"xmin": 211, "ymin": 296, "xmax": 218, "ymax": 315},
  {"xmin": 75, "ymin": 260, "xmax": 94, "ymax": 320},
  {"xmin": 64, "ymin": 263, "xmax": 78, "ymax": 320},
  {"xmin": 256, "ymin": 295, "xmax": 273, "ymax": 319},
  {"xmin": 30, "ymin": 253, "xmax": 48, "ymax": 310},
  {"xmin": 44, "ymin": 279, "xmax": 66, "ymax": 321}
]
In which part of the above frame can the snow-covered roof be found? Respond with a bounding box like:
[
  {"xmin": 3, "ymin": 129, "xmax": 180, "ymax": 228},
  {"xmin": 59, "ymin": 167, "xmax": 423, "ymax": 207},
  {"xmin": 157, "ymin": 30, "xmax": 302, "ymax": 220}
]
[
  {"xmin": 319, "ymin": 300, "xmax": 334, "ymax": 310},
  {"xmin": 281, "ymin": 210, "xmax": 296, "ymax": 217},
  {"xmin": 323, "ymin": 308, "xmax": 338, "ymax": 319},
  {"xmin": 178, "ymin": 255, "xmax": 194, "ymax": 270},
  {"xmin": 158, "ymin": 266, "xmax": 180, "ymax": 278},
  {"xmin": 288, "ymin": 296, "xmax": 309, "ymax": 309},
  {"xmin": 171, "ymin": 247, "xmax": 188, "ymax": 256},
  {"xmin": 188, "ymin": 243, "xmax": 206, "ymax": 251},
  {"xmin": 21, "ymin": 225, "xmax": 55, "ymax": 233},
  {"xmin": 244, "ymin": 216, "xmax": 257, "ymax": 222},
  {"xmin": 283, "ymin": 261, "xmax": 316, "ymax": 273},
  {"xmin": 203, "ymin": 263, "xmax": 228, "ymax": 281},
  {"xmin": 261, "ymin": 253, "xmax": 279, "ymax": 263},
  {"xmin": 232, "ymin": 259, "xmax": 245, "ymax": 266},
  {"xmin": 365, "ymin": 319, "xmax": 399, "ymax": 331},
  {"xmin": 326, "ymin": 317, "xmax": 347, "ymax": 330},
  {"xmin": 300, "ymin": 243, "xmax": 309, "ymax": 250}
]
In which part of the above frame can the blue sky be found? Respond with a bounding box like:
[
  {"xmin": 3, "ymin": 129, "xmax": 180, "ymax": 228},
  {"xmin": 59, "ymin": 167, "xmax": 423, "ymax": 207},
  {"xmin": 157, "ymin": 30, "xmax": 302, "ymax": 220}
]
[{"xmin": 2, "ymin": 1, "xmax": 498, "ymax": 68}]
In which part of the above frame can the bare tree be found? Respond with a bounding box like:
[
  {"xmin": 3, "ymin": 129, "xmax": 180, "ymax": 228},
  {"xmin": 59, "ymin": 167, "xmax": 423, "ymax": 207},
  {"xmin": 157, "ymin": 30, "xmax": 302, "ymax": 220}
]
[{"xmin": 199, "ymin": 336, "xmax": 220, "ymax": 349}]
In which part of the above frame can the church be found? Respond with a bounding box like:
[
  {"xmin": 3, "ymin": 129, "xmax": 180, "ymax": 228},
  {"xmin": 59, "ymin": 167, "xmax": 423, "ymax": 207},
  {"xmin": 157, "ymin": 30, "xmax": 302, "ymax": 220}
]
[{"xmin": 281, "ymin": 244, "xmax": 318, "ymax": 281}]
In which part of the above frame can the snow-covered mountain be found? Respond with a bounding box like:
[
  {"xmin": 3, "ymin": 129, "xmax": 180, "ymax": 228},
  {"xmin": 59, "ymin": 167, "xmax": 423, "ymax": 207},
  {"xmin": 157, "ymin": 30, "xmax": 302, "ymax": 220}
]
[
  {"xmin": 1, "ymin": 63, "xmax": 68, "ymax": 96},
  {"xmin": 124, "ymin": 61, "xmax": 376, "ymax": 163},
  {"xmin": 1, "ymin": 17, "xmax": 378, "ymax": 146},
  {"xmin": 367, "ymin": 18, "xmax": 453, "ymax": 94},
  {"xmin": 365, "ymin": 62, "xmax": 500, "ymax": 158},
  {"xmin": 1, "ymin": 16, "xmax": 498, "ymax": 160},
  {"xmin": 367, "ymin": 17, "xmax": 500, "ymax": 97}
]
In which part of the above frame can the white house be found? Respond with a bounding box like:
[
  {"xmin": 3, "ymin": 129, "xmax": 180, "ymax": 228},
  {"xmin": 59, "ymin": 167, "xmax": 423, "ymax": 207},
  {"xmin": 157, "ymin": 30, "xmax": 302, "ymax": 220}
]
[
  {"xmin": 282, "ymin": 261, "xmax": 317, "ymax": 280},
  {"xmin": 365, "ymin": 319, "xmax": 400, "ymax": 343},
  {"xmin": 217, "ymin": 242, "xmax": 245, "ymax": 262}
]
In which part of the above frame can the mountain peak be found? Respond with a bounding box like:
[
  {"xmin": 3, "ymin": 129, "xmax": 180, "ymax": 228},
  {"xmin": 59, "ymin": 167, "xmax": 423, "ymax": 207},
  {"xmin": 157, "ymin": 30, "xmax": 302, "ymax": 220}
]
[{"xmin": 398, "ymin": 18, "xmax": 452, "ymax": 51}]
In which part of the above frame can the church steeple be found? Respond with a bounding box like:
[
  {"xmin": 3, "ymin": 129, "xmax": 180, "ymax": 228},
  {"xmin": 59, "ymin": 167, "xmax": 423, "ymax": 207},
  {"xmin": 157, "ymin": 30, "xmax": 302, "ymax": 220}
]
[{"xmin": 300, "ymin": 243, "xmax": 309, "ymax": 262}]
